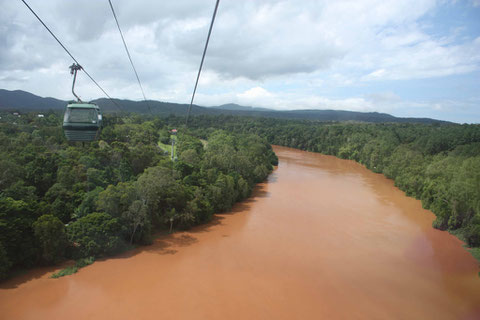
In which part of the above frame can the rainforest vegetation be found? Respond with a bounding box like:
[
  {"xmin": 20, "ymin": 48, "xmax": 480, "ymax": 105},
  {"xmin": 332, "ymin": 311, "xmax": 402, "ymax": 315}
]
[
  {"xmin": 0, "ymin": 112, "xmax": 277, "ymax": 280},
  {"xmin": 1, "ymin": 110, "xmax": 479, "ymax": 281},
  {"xmin": 182, "ymin": 115, "xmax": 480, "ymax": 257}
]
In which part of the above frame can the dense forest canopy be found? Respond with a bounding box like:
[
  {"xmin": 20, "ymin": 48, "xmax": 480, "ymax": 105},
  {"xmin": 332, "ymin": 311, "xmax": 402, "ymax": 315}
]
[
  {"xmin": 0, "ymin": 111, "xmax": 277, "ymax": 280},
  {"xmin": 1, "ymin": 111, "xmax": 479, "ymax": 281}
]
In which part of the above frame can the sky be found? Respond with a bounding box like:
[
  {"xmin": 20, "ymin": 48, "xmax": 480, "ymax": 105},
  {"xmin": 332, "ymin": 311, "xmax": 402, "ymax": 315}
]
[{"xmin": 0, "ymin": 0, "xmax": 479, "ymax": 123}]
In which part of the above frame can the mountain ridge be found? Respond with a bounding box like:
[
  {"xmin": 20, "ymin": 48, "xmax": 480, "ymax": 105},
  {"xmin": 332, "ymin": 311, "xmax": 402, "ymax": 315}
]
[
  {"xmin": 215, "ymin": 103, "xmax": 272, "ymax": 112},
  {"xmin": 0, "ymin": 89, "xmax": 450, "ymax": 124}
]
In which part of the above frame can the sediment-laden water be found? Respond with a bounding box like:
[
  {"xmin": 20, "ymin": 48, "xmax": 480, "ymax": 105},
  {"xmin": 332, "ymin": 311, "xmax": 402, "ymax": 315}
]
[{"xmin": 1, "ymin": 146, "xmax": 479, "ymax": 319}]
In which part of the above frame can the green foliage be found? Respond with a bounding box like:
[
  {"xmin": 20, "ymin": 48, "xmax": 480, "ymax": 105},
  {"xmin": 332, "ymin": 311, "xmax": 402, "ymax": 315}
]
[
  {"xmin": 33, "ymin": 214, "xmax": 67, "ymax": 264},
  {"xmin": 50, "ymin": 265, "xmax": 77, "ymax": 278},
  {"xmin": 236, "ymin": 177, "xmax": 251, "ymax": 201},
  {"xmin": 75, "ymin": 256, "xmax": 95, "ymax": 268},
  {"xmin": 176, "ymin": 133, "xmax": 203, "ymax": 156},
  {"xmin": 185, "ymin": 187, "xmax": 214, "ymax": 224},
  {"xmin": 45, "ymin": 184, "xmax": 77, "ymax": 223},
  {"xmin": 136, "ymin": 166, "xmax": 189, "ymax": 223},
  {"xmin": 0, "ymin": 242, "xmax": 12, "ymax": 280},
  {"xmin": 74, "ymin": 187, "xmax": 104, "ymax": 219},
  {"xmin": 67, "ymin": 212, "xmax": 126, "ymax": 258},
  {"xmin": 465, "ymin": 215, "xmax": 480, "ymax": 247},
  {"xmin": 0, "ymin": 158, "xmax": 24, "ymax": 190},
  {"xmin": 0, "ymin": 197, "xmax": 38, "ymax": 268},
  {"xmin": 209, "ymin": 173, "xmax": 236, "ymax": 212},
  {"xmin": 0, "ymin": 113, "xmax": 275, "ymax": 279},
  {"xmin": 181, "ymin": 115, "xmax": 480, "ymax": 260},
  {"xmin": 50, "ymin": 256, "xmax": 95, "ymax": 279},
  {"xmin": 97, "ymin": 182, "xmax": 137, "ymax": 218},
  {"xmin": 124, "ymin": 200, "xmax": 149, "ymax": 244}
]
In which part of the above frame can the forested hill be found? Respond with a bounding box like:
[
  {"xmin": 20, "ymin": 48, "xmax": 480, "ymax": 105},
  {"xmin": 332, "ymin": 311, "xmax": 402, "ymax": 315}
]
[
  {"xmin": 0, "ymin": 89, "xmax": 449, "ymax": 124},
  {"xmin": 215, "ymin": 103, "xmax": 272, "ymax": 112},
  {"xmin": 0, "ymin": 89, "xmax": 65, "ymax": 111}
]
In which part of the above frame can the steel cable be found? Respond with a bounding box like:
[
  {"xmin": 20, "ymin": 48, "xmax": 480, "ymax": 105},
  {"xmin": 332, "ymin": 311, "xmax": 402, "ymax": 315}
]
[
  {"xmin": 20, "ymin": 0, "xmax": 124, "ymax": 111},
  {"xmin": 108, "ymin": 0, "xmax": 152, "ymax": 114},
  {"xmin": 186, "ymin": 0, "xmax": 220, "ymax": 125}
]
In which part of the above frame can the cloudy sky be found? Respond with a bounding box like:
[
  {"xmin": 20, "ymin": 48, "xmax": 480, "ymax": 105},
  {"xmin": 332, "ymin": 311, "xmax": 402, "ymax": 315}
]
[{"xmin": 1, "ymin": 0, "xmax": 479, "ymax": 123}]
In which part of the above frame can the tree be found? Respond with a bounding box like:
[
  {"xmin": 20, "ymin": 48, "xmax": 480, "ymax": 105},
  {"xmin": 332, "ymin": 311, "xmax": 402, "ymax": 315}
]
[
  {"xmin": 0, "ymin": 158, "xmax": 23, "ymax": 191},
  {"xmin": 67, "ymin": 212, "xmax": 125, "ymax": 258},
  {"xmin": 237, "ymin": 177, "xmax": 250, "ymax": 201},
  {"xmin": 136, "ymin": 166, "xmax": 188, "ymax": 223},
  {"xmin": 0, "ymin": 197, "xmax": 39, "ymax": 267},
  {"xmin": 97, "ymin": 182, "xmax": 137, "ymax": 218},
  {"xmin": 45, "ymin": 183, "xmax": 76, "ymax": 223},
  {"xmin": 74, "ymin": 187, "xmax": 104, "ymax": 219},
  {"xmin": 253, "ymin": 164, "xmax": 269, "ymax": 183},
  {"xmin": 180, "ymin": 149, "xmax": 201, "ymax": 167},
  {"xmin": 33, "ymin": 214, "xmax": 67, "ymax": 264},
  {"xmin": 208, "ymin": 173, "xmax": 235, "ymax": 212},
  {"xmin": 129, "ymin": 144, "xmax": 162, "ymax": 175},
  {"xmin": 123, "ymin": 200, "xmax": 148, "ymax": 244},
  {"xmin": 185, "ymin": 187, "xmax": 213, "ymax": 224},
  {"xmin": 0, "ymin": 241, "xmax": 11, "ymax": 280}
]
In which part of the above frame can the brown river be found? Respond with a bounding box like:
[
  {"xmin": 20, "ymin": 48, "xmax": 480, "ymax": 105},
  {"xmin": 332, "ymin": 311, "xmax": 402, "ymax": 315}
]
[{"xmin": 1, "ymin": 146, "xmax": 480, "ymax": 319}]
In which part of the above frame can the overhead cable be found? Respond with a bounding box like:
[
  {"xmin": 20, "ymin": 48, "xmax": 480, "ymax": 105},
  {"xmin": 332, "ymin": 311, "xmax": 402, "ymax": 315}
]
[
  {"xmin": 20, "ymin": 0, "xmax": 124, "ymax": 111},
  {"xmin": 186, "ymin": 0, "xmax": 220, "ymax": 125},
  {"xmin": 108, "ymin": 0, "xmax": 152, "ymax": 114}
]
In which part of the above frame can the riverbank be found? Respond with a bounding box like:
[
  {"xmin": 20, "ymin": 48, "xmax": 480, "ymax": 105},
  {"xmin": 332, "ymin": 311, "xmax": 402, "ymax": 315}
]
[
  {"xmin": 1, "ymin": 146, "xmax": 479, "ymax": 320},
  {"xmin": 184, "ymin": 117, "xmax": 480, "ymax": 261}
]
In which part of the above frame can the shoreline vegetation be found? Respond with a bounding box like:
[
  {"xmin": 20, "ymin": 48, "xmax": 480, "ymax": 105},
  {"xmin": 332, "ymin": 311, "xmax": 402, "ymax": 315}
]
[
  {"xmin": 181, "ymin": 115, "xmax": 480, "ymax": 264},
  {"xmin": 1, "ymin": 111, "xmax": 478, "ymax": 281},
  {"xmin": 0, "ymin": 112, "xmax": 277, "ymax": 281},
  {"xmin": 51, "ymin": 256, "xmax": 95, "ymax": 278}
]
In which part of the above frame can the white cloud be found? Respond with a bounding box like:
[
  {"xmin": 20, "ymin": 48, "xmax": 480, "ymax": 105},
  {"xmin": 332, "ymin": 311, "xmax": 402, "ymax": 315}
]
[
  {"xmin": 237, "ymin": 87, "xmax": 273, "ymax": 100},
  {"xmin": 360, "ymin": 33, "xmax": 480, "ymax": 81},
  {"xmin": 0, "ymin": 0, "xmax": 479, "ymax": 123},
  {"xmin": 365, "ymin": 69, "xmax": 387, "ymax": 80}
]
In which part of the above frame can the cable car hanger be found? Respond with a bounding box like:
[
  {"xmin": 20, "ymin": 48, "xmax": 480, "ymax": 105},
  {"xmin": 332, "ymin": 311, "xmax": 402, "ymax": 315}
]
[
  {"xmin": 20, "ymin": 0, "xmax": 123, "ymax": 111},
  {"xmin": 70, "ymin": 63, "xmax": 83, "ymax": 102},
  {"xmin": 62, "ymin": 64, "xmax": 103, "ymax": 142}
]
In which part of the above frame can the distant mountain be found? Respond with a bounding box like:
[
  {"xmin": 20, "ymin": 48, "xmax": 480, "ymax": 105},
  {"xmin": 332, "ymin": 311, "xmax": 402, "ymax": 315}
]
[
  {"xmin": 215, "ymin": 103, "xmax": 272, "ymax": 112},
  {"xmin": 0, "ymin": 89, "xmax": 65, "ymax": 111},
  {"xmin": 0, "ymin": 89, "xmax": 450, "ymax": 124},
  {"xmin": 0, "ymin": 89, "xmax": 209, "ymax": 115}
]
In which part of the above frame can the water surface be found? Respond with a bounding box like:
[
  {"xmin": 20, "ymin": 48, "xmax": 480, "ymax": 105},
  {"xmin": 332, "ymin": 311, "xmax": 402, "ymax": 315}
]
[{"xmin": 1, "ymin": 146, "xmax": 479, "ymax": 319}]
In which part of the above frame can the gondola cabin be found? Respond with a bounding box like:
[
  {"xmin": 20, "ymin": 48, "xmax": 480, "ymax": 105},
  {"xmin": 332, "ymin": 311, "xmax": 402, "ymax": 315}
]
[{"xmin": 63, "ymin": 102, "xmax": 102, "ymax": 141}]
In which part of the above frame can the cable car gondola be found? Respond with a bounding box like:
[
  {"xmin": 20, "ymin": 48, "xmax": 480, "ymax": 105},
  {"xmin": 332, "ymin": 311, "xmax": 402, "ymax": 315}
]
[
  {"xmin": 63, "ymin": 102, "xmax": 102, "ymax": 141},
  {"xmin": 63, "ymin": 63, "xmax": 102, "ymax": 141}
]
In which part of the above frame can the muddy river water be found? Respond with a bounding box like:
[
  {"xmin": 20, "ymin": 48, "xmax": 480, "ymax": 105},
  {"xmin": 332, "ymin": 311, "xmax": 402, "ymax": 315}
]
[{"xmin": 1, "ymin": 146, "xmax": 480, "ymax": 319}]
